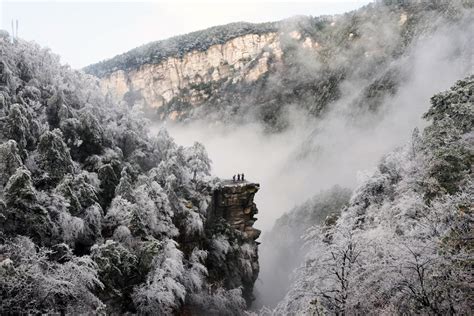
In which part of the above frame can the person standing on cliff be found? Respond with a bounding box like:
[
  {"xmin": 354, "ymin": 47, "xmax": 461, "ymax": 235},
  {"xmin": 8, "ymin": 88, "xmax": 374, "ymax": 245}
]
[
  {"xmin": 237, "ymin": 174, "xmax": 241, "ymax": 181},
  {"xmin": 232, "ymin": 175, "xmax": 236, "ymax": 182},
  {"xmin": 242, "ymin": 173, "xmax": 245, "ymax": 181}
]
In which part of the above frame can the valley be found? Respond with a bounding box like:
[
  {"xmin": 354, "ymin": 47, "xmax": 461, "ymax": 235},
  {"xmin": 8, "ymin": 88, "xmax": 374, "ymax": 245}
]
[{"xmin": 0, "ymin": 0, "xmax": 472, "ymax": 314}]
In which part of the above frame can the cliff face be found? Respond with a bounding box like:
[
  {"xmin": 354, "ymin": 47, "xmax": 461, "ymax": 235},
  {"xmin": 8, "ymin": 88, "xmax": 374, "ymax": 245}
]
[
  {"xmin": 212, "ymin": 182, "xmax": 261, "ymax": 241},
  {"xmin": 88, "ymin": 26, "xmax": 323, "ymax": 124},
  {"xmin": 85, "ymin": 2, "xmax": 470, "ymax": 130},
  {"xmin": 204, "ymin": 182, "xmax": 261, "ymax": 305},
  {"xmin": 99, "ymin": 32, "xmax": 285, "ymax": 115}
]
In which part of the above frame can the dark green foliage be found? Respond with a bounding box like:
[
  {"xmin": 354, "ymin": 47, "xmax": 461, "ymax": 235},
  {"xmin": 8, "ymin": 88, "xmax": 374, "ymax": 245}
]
[
  {"xmin": 277, "ymin": 186, "xmax": 352, "ymax": 229},
  {"xmin": 422, "ymin": 76, "xmax": 474, "ymax": 200},
  {"xmin": 37, "ymin": 129, "xmax": 74, "ymax": 186},
  {"xmin": 0, "ymin": 140, "xmax": 22, "ymax": 189},
  {"xmin": 353, "ymin": 66, "xmax": 402, "ymax": 112},
  {"xmin": 55, "ymin": 173, "xmax": 100, "ymax": 217},
  {"xmin": 0, "ymin": 37, "xmax": 241, "ymax": 314},
  {"xmin": 91, "ymin": 241, "xmax": 139, "ymax": 312},
  {"xmin": 98, "ymin": 163, "xmax": 120, "ymax": 210},
  {"xmin": 424, "ymin": 76, "xmax": 474, "ymax": 134},
  {"xmin": 1, "ymin": 168, "xmax": 55, "ymax": 245},
  {"xmin": 75, "ymin": 111, "xmax": 105, "ymax": 161},
  {"xmin": 46, "ymin": 89, "xmax": 67, "ymax": 129},
  {"xmin": 4, "ymin": 167, "xmax": 37, "ymax": 208}
]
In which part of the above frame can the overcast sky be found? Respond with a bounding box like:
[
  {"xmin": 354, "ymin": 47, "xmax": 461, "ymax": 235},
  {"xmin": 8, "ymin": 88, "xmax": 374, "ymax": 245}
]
[{"xmin": 1, "ymin": 0, "xmax": 372, "ymax": 69}]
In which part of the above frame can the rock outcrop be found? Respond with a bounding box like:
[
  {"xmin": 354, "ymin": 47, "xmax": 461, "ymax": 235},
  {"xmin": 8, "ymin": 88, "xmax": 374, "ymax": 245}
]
[
  {"xmin": 85, "ymin": 26, "xmax": 322, "ymax": 123},
  {"xmin": 85, "ymin": 2, "xmax": 467, "ymax": 131},
  {"xmin": 212, "ymin": 182, "xmax": 261, "ymax": 241},
  {"xmin": 98, "ymin": 33, "xmax": 284, "ymax": 114},
  {"xmin": 203, "ymin": 181, "xmax": 261, "ymax": 305}
]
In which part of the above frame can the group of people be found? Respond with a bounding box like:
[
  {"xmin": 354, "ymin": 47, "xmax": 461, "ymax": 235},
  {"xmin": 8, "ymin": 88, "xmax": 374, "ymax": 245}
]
[{"xmin": 232, "ymin": 173, "xmax": 245, "ymax": 182}]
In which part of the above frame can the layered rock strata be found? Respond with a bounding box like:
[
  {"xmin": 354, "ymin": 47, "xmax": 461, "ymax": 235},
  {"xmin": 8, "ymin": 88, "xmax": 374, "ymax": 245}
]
[
  {"xmin": 212, "ymin": 182, "xmax": 261, "ymax": 241},
  {"xmin": 98, "ymin": 33, "xmax": 283, "ymax": 113}
]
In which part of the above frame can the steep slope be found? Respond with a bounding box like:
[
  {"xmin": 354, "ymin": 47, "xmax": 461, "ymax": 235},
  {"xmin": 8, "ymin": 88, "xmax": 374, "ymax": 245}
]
[
  {"xmin": 255, "ymin": 186, "xmax": 351, "ymax": 308},
  {"xmin": 274, "ymin": 76, "xmax": 473, "ymax": 315},
  {"xmin": 0, "ymin": 33, "xmax": 260, "ymax": 315},
  {"xmin": 85, "ymin": 1, "xmax": 472, "ymax": 130}
]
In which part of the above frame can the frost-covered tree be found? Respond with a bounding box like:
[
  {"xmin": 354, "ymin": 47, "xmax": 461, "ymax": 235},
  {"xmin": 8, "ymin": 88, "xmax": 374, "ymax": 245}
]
[
  {"xmin": 1, "ymin": 167, "xmax": 55, "ymax": 245},
  {"xmin": 154, "ymin": 128, "xmax": 179, "ymax": 161},
  {"xmin": 37, "ymin": 129, "xmax": 73, "ymax": 186},
  {"xmin": 133, "ymin": 238, "xmax": 186, "ymax": 314},
  {"xmin": 0, "ymin": 37, "xmax": 251, "ymax": 314},
  {"xmin": 91, "ymin": 240, "xmax": 138, "ymax": 311},
  {"xmin": 0, "ymin": 139, "xmax": 22, "ymax": 190},
  {"xmin": 3, "ymin": 103, "xmax": 34, "ymax": 152},
  {"xmin": 114, "ymin": 166, "xmax": 135, "ymax": 202},
  {"xmin": 0, "ymin": 236, "xmax": 104, "ymax": 314},
  {"xmin": 275, "ymin": 76, "xmax": 473, "ymax": 315},
  {"xmin": 55, "ymin": 172, "xmax": 100, "ymax": 218},
  {"xmin": 98, "ymin": 163, "xmax": 119, "ymax": 209},
  {"xmin": 45, "ymin": 88, "xmax": 67, "ymax": 129},
  {"xmin": 129, "ymin": 179, "xmax": 178, "ymax": 238},
  {"xmin": 421, "ymin": 77, "xmax": 473, "ymax": 200},
  {"xmin": 75, "ymin": 110, "xmax": 105, "ymax": 161},
  {"xmin": 185, "ymin": 141, "xmax": 212, "ymax": 180}
]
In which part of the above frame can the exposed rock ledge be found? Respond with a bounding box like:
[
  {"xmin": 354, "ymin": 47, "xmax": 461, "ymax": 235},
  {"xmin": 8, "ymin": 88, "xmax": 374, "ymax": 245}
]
[
  {"xmin": 212, "ymin": 181, "xmax": 261, "ymax": 241},
  {"xmin": 204, "ymin": 181, "xmax": 261, "ymax": 305},
  {"xmin": 99, "ymin": 33, "xmax": 282, "ymax": 111}
]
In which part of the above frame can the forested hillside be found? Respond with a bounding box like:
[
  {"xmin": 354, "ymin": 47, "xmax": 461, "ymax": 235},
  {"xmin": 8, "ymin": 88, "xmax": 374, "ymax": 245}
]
[
  {"xmin": 256, "ymin": 186, "xmax": 351, "ymax": 308},
  {"xmin": 0, "ymin": 33, "xmax": 258, "ymax": 315},
  {"xmin": 1, "ymin": 0, "xmax": 472, "ymax": 314},
  {"xmin": 86, "ymin": 0, "xmax": 472, "ymax": 131},
  {"xmin": 273, "ymin": 76, "xmax": 473, "ymax": 315}
]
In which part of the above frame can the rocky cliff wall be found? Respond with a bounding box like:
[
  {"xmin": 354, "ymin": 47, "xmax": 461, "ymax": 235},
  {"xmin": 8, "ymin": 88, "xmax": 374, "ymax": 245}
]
[
  {"xmin": 87, "ymin": 7, "xmax": 408, "ymax": 126},
  {"xmin": 204, "ymin": 181, "xmax": 261, "ymax": 305},
  {"xmin": 212, "ymin": 182, "xmax": 261, "ymax": 241},
  {"xmin": 99, "ymin": 33, "xmax": 284, "ymax": 114},
  {"xmin": 85, "ymin": 3, "xmax": 465, "ymax": 130}
]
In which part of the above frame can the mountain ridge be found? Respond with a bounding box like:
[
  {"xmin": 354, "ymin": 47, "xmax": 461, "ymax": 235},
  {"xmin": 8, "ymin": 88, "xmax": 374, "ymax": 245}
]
[{"xmin": 84, "ymin": 0, "xmax": 472, "ymax": 130}]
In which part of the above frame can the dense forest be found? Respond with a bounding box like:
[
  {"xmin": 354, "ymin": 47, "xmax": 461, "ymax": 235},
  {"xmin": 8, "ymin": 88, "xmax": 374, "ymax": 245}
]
[
  {"xmin": 271, "ymin": 76, "xmax": 473, "ymax": 315},
  {"xmin": 0, "ymin": 0, "xmax": 473, "ymax": 314},
  {"xmin": 0, "ymin": 33, "xmax": 258, "ymax": 315}
]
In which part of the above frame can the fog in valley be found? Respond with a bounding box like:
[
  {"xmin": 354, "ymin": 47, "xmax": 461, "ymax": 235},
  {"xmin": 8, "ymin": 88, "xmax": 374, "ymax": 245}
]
[
  {"xmin": 1, "ymin": 0, "xmax": 472, "ymax": 314},
  {"xmin": 159, "ymin": 18, "xmax": 471, "ymax": 233},
  {"xmin": 153, "ymin": 16, "xmax": 472, "ymax": 308}
]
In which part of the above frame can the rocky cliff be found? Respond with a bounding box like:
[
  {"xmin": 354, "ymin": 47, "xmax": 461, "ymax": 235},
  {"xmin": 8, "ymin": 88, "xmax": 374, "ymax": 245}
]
[
  {"xmin": 212, "ymin": 182, "xmax": 261, "ymax": 241},
  {"xmin": 83, "ymin": 18, "xmax": 329, "ymax": 125},
  {"xmin": 203, "ymin": 181, "xmax": 261, "ymax": 306},
  {"xmin": 99, "ymin": 33, "xmax": 282, "ymax": 113},
  {"xmin": 84, "ymin": 1, "xmax": 471, "ymax": 130},
  {"xmin": 0, "ymin": 34, "xmax": 262, "ymax": 315}
]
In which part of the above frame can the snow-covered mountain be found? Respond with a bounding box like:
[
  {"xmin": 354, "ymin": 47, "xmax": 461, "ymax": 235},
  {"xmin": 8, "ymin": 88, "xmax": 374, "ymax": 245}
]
[
  {"xmin": 0, "ymin": 33, "xmax": 261, "ymax": 315},
  {"xmin": 274, "ymin": 76, "xmax": 473, "ymax": 315},
  {"xmin": 85, "ymin": 1, "xmax": 472, "ymax": 131},
  {"xmin": 0, "ymin": 0, "xmax": 473, "ymax": 314}
]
